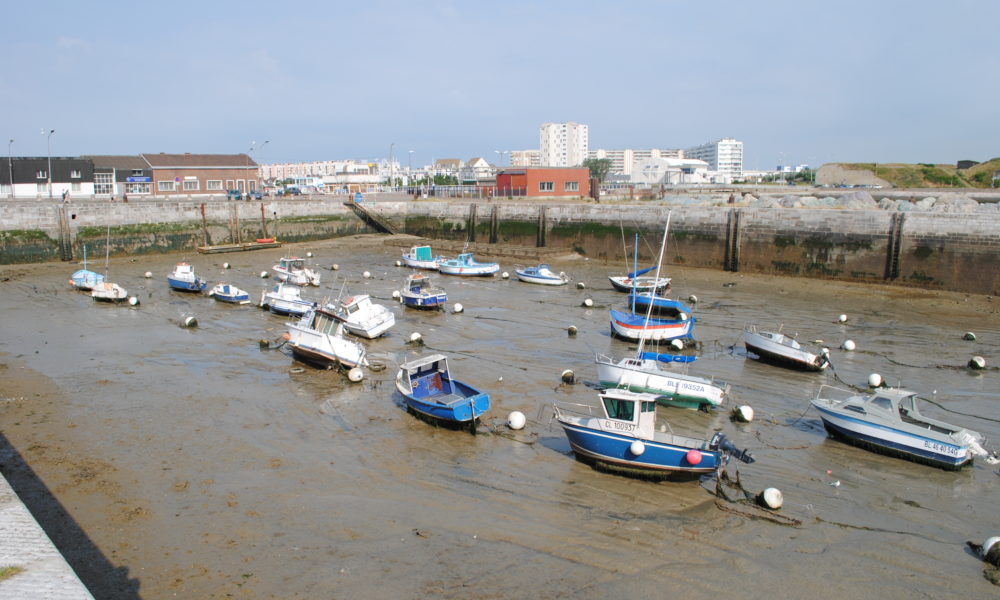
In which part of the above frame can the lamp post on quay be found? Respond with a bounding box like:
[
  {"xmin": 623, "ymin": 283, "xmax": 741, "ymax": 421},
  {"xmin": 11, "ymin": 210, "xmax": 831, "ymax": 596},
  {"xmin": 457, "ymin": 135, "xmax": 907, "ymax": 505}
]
[{"xmin": 44, "ymin": 129, "xmax": 54, "ymax": 198}]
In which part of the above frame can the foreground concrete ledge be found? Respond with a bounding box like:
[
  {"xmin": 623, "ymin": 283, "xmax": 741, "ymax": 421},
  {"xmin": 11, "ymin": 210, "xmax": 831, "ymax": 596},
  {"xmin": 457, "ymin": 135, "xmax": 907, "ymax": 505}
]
[{"xmin": 0, "ymin": 474, "xmax": 94, "ymax": 599}]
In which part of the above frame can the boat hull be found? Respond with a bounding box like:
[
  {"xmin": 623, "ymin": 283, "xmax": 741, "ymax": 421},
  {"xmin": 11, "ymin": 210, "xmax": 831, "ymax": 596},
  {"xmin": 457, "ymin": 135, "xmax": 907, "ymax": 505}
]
[
  {"xmin": 610, "ymin": 309, "xmax": 694, "ymax": 341},
  {"xmin": 209, "ymin": 285, "xmax": 250, "ymax": 304},
  {"xmin": 609, "ymin": 276, "xmax": 670, "ymax": 294},
  {"xmin": 401, "ymin": 257, "xmax": 441, "ymax": 270},
  {"xmin": 167, "ymin": 276, "xmax": 206, "ymax": 293},
  {"xmin": 438, "ymin": 265, "xmax": 499, "ymax": 276},
  {"xmin": 287, "ymin": 323, "xmax": 366, "ymax": 369},
  {"xmin": 743, "ymin": 330, "xmax": 826, "ymax": 371},
  {"xmin": 555, "ymin": 417, "xmax": 720, "ymax": 479},
  {"xmin": 595, "ymin": 357, "xmax": 726, "ymax": 409},
  {"xmin": 395, "ymin": 378, "xmax": 490, "ymax": 425},
  {"xmin": 401, "ymin": 292, "xmax": 447, "ymax": 309},
  {"xmin": 812, "ymin": 403, "xmax": 973, "ymax": 469}
]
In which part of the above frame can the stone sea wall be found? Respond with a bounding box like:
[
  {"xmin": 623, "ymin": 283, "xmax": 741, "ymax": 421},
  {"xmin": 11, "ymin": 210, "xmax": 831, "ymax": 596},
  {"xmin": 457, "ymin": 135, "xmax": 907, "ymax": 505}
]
[{"xmin": 1, "ymin": 197, "xmax": 998, "ymax": 295}]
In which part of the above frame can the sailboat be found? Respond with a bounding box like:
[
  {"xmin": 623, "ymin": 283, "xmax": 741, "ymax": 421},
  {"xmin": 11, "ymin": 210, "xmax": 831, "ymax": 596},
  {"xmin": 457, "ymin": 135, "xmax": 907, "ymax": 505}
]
[
  {"xmin": 69, "ymin": 245, "xmax": 105, "ymax": 291},
  {"xmin": 91, "ymin": 224, "xmax": 128, "ymax": 303},
  {"xmin": 598, "ymin": 213, "xmax": 729, "ymax": 410}
]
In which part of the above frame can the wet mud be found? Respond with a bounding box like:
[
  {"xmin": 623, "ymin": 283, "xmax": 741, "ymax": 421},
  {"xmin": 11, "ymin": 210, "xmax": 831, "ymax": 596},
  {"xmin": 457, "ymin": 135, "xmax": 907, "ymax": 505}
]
[{"xmin": 0, "ymin": 234, "xmax": 998, "ymax": 599}]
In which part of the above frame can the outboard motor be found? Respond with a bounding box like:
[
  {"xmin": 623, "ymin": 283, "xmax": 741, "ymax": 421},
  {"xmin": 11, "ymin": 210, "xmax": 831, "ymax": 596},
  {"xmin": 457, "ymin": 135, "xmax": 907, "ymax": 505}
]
[{"xmin": 710, "ymin": 432, "xmax": 755, "ymax": 464}]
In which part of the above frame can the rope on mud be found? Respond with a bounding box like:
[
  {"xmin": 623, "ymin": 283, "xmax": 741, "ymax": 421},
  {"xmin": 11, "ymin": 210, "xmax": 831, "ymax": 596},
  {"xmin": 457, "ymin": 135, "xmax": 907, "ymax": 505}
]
[
  {"xmin": 713, "ymin": 469, "xmax": 802, "ymax": 527},
  {"xmin": 812, "ymin": 516, "xmax": 951, "ymax": 545},
  {"xmin": 753, "ymin": 431, "xmax": 811, "ymax": 451}
]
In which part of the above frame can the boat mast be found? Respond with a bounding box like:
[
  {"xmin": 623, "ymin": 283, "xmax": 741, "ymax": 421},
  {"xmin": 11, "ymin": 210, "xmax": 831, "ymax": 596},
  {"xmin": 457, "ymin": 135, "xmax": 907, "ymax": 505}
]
[
  {"xmin": 103, "ymin": 223, "xmax": 111, "ymax": 278},
  {"xmin": 636, "ymin": 210, "xmax": 672, "ymax": 357}
]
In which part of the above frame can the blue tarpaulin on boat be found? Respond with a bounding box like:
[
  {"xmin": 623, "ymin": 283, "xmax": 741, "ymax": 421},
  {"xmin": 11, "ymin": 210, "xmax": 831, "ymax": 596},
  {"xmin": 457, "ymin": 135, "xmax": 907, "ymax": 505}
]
[
  {"xmin": 640, "ymin": 352, "xmax": 697, "ymax": 364},
  {"xmin": 626, "ymin": 265, "xmax": 657, "ymax": 278}
]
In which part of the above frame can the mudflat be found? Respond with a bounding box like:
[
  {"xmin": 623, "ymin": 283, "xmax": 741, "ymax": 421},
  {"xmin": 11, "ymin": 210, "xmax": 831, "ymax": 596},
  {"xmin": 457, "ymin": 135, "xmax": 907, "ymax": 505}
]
[{"xmin": 1, "ymin": 234, "xmax": 997, "ymax": 599}]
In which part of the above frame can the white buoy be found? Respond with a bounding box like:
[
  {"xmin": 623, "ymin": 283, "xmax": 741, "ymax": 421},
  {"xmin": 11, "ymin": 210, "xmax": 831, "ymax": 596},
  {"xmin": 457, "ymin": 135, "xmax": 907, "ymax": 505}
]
[
  {"xmin": 670, "ymin": 338, "xmax": 684, "ymax": 351},
  {"xmin": 758, "ymin": 487, "xmax": 783, "ymax": 510},
  {"xmin": 567, "ymin": 325, "xmax": 577, "ymax": 337},
  {"xmin": 868, "ymin": 373, "xmax": 883, "ymax": 388},
  {"xmin": 223, "ymin": 262, "xmax": 231, "ymax": 269},
  {"xmin": 395, "ymin": 260, "xmax": 402, "ymax": 267},
  {"xmin": 582, "ymin": 298, "xmax": 593, "ymax": 308},
  {"xmin": 331, "ymin": 264, "xmax": 339, "ymax": 271},
  {"xmin": 182, "ymin": 316, "xmax": 198, "ymax": 328},
  {"xmin": 144, "ymin": 271, "xmax": 152, "ymax": 278},
  {"xmin": 453, "ymin": 303, "xmax": 464, "ymax": 313},
  {"xmin": 347, "ymin": 367, "xmax": 364, "ymax": 382},
  {"xmin": 507, "ymin": 411, "xmax": 526, "ymax": 430},
  {"xmin": 408, "ymin": 332, "xmax": 423, "ymax": 345},
  {"xmin": 306, "ymin": 252, "xmax": 313, "ymax": 258},
  {"xmin": 842, "ymin": 339, "xmax": 856, "ymax": 351},
  {"xmin": 260, "ymin": 271, "xmax": 269, "ymax": 278},
  {"xmin": 577, "ymin": 282, "xmax": 586, "ymax": 289},
  {"xmin": 838, "ymin": 314, "xmax": 848, "ymax": 323},
  {"xmin": 362, "ymin": 270, "xmax": 371, "ymax": 279},
  {"xmin": 732, "ymin": 405, "xmax": 754, "ymax": 423},
  {"xmin": 501, "ymin": 271, "xmax": 509, "ymax": 280},
  {"xmin": 980, "ymin": 536, "xmax": 1000, "ymax": 566},
  {"xmin": 969, "ymin": 356, "xmax": 987, "ymax": 370},
  {"xmin": 561, "ymin": 369, "xmax": 575, "ymax": 384},
  {"xmin": 128, "ymin": 296, "xmax": 140, "ymax": 306},
  {"xmin": 688, "ymin": 294, "xmax": 698, "ymax": 304},
  {"xmin": 497, "ymin": 376, "xmax": 503, "ymax": 382},
  {"xmin": 391, "ymin": 290, "xmax": 401, "ymax": 299},
  {"xmin": 963, "ymin": 332, "xmax": 977, "ymax": 341},
  {"xmin": 629, "ymin": 440, "xmax": 645, "ymax": 456}
]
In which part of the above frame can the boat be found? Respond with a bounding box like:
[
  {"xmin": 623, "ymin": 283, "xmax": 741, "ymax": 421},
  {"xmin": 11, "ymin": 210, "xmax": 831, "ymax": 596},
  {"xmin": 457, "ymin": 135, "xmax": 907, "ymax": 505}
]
[
  {"xmin": 628, "ymin": 291, "xmax": 688, "ymax": 316},
  {"xmin": 285, "ymin": 307, "xmax": 367, "ymax": 369},
  {"xmin": 743, "ymin": 324, "xmax": 828, "ymax": 371},
  {"xmin": 399, "ymin": 273, "xmax": 447, "ymax": 310},
  {"xmin": 166, "ymin": 262, "xmax": 207, "ymax": 293},
  {"xmin": 595, "ymin": 352, "xmax": 729, "ymax": 410},
  {"xmin": 552, "ymin": 388, "xmax": 754, "ymax": 480},
  {"xmin": 608, "ymin": 266, "xmax": 671, "ymax": 293},
  {"xmin": 395, "ymin": 353, "xmax": 490, "ymax": 432},
  {"xmin": 91, "ymin": 224, "xmax": 128, "ymax": 303},
  {"xmin": 610, "ymin": 308, "xmax": 695, "ymax": 342},
  {"xmin": 208, "ymin": 283, "xmax": 251, "ymax": 304},
  {"xmin": 437, "ymin": 253, "xmax": 499, "ymax": 277},
  {"xmin": 325, "ymin": 294, "xmax": 395, "ymax": 339},
  {"xmin": 514, "ymin": 264, "xmax": 570, "ymax": 286},
  {"xmin": 272, "ymin": 257, "xmax": 321, "ymax": 286},
  {"xmin": 401, "ymin": 245, "xmax": 444, "ymax": 270},
  {"xmin": 260, "ymin": 282, "xmax": 316, "ymax": 317},
  {"xmin": 810, "ymin": 385, "xmax": 996, "ymax": 470},
  {"xmin": 69, "ymin": 245, "xmax": 105, "ymax": 291}
]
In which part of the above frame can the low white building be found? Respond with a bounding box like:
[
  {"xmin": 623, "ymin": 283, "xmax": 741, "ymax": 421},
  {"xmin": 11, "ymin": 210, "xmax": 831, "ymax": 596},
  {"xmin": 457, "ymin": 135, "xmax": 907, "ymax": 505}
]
[{"xmin": 631, "ymin": 157, "xmax": 710, "ymax": 185}]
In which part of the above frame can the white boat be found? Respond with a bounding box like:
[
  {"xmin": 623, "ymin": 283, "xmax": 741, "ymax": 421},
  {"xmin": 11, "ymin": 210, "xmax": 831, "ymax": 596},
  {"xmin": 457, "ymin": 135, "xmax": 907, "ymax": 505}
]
[
  {"xmin": 438, "ymin": 253, "xmax": 499, "ymax": 277},
  {"xmin": 285, "ymin": 307, "xmax": 367, "ymax": 369},
  {"xmin": 608, "ymin": 273, "xmax": 671, "ymax": 294},
  {"xmin": 208, "ymin": 283, "xmax": 251, "ymax": 304},
  {"xmin": 326, "ymin": 294, "xmax": 395, "ymax": 339},
  {"xmin": 91, "ymin": 281, "xmax": 128, "ymax": 303},
  {"xmin": 514, "ymin": 264, "xmax": 570, "ymax": 286},
  {"xmin": 401, "ymin": 245, "xmax": 443, "ymax": 270},
  {"xmin": 810, "ymin": 385, "xmax": 996, "ymax": 470},
  {"xmin": 260, "ymin": 282, "xmax": 316, "ymax": 317},
  {"xmin": 743, "ymin": 324, "xmax": 828, "ymax": 371},
  {"xmin": 272, "ymin": 257, "xmax": 321, "ymax": 286}
]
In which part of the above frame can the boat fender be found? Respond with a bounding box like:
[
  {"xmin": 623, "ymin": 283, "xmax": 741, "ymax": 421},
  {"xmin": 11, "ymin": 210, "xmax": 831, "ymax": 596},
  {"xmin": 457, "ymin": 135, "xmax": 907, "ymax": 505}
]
[
  {"xmin": 969, "ymin": 356, "xmax": 987, "ymax": 370},
  {"xmin": 453, "ymin": 303, "xmax": 464, "ymax": 313},
  {"xmin": 507, "ymin": 411, "xmax": 526, "ymax": 430},
  {"xmin": 629, "ymin": 440, "xmax": 645, "ymax": 456},
  {"xmin": 685, "ymin": 449, "xmax": 702, "ymax": 465},
  {"xmin": 757, "ymin": 488, "xmax": 783, "ymax": 510},
  {"xmin": 561, "ymin": 369, "xmax": 575, "ymax": 384}
]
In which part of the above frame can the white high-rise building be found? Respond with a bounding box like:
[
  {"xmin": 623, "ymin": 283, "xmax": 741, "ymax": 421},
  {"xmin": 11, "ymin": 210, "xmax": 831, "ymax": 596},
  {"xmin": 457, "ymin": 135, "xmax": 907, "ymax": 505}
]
[
  {"xmin": 684, "ymin": 138, "xmax": 743, "ymax": 178},
  {"xmin": 539, "ymin": 122, "xmax": 589, "ymax": 167}
]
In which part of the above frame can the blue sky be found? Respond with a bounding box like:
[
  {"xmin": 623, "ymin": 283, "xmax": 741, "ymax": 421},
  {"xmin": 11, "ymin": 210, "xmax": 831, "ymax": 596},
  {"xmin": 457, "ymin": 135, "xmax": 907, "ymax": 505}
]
[{"xmin": 4, "ymin": 0, "xmax": 998, "ymax": 170}]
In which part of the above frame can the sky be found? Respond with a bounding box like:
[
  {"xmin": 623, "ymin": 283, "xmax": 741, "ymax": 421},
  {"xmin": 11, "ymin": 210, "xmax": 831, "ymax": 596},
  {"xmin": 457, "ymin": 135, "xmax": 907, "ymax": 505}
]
[{"xmin": 4, "ymin": 0, "xmax": 999, "ymax": 170}]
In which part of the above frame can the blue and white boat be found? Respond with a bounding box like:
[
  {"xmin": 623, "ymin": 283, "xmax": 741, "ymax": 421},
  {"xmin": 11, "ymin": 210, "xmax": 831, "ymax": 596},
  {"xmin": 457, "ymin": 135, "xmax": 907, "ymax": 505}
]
[
  {"xmin": 810, "ymin": 385, "xmax": 995, "ymax": 470},
  {"xmin": 553, "ymin": 388, "xmax": 754, "ymax": 479},
  {"xmin": 514, "ymin": 264, "xmax": 570, "ymax": 286},
  {"xmin": 399, "ymin": 273, "xmax": 447, "ymax": 310},
  {"xmin": 208, "ymin": 283, "xmax": 251, "ymax": 304},
  {"xmin": 628, "ymin": 292, "xmax": 689, "ymax": 316},
  {"xmin": 610, "ymin": 307, "xmax": 695, "ymax": 342},
  {"xmin": 260, "ymin": 282, "xmax": 316, "ymax": 317},
  {"xmin": 438, "ymin": 253, "xmax": 499, "ymax": 277},
  {"xmin": 395, "ymin": 354, "xmax": 490, "ymax": 432},
  {"xmin": 69, "ymin": 246, "xmax": 105, "ymax": 291},
  {"xmin": 167, "ymin": 262, "xmax": 207, "ymax": 293},
  {"xmin": 401, "ymin": 245, "xmax": 444, "ymax": 270}
]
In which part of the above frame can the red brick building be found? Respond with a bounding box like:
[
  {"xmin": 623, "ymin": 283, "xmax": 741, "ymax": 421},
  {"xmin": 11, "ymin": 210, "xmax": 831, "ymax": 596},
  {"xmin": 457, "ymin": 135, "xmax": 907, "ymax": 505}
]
[
  {"xmin": 141, "ymin": 153, "xmax": 260, "ymax": 196},
  {"xmin": 494, "ymin": 167, "xmax": 590, "ymax": 198}
]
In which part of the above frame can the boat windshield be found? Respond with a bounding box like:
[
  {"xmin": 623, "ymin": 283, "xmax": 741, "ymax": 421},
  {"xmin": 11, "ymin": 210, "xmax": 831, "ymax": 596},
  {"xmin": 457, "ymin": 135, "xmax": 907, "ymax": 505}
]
[
  {"xmin": 314, "ymin": 313, "xmax": 339, "ymax": 335},
  {"xmin": 603, "ymin": 396, "xmax": 635, "ymax": 420}
]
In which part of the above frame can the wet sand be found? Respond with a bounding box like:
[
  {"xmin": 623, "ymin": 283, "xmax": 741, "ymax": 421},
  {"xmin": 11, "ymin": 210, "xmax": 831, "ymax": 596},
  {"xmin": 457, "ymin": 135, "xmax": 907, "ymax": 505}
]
[{"xmin": 0, "ymin": 234, "xmax": 998, "ymax": 599}]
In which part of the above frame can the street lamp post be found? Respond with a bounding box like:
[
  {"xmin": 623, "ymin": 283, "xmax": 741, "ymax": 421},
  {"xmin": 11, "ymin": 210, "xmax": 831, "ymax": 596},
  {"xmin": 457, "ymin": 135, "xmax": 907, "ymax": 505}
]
[
  {"xmin": 247, "ymin": 140, "xmax": 268, "ymax": 196},
  {"xmin": 45, "ymin": 129, "xmax": 54, "ymax": 198},
  {"xmin": 7, "ymin": 139, "xmax": 12, "ymax": 199}
]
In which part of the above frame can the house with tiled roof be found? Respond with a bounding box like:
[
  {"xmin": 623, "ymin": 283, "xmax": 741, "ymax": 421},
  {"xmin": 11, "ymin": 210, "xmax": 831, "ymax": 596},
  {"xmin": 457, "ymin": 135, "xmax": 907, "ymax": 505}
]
[{"xmin": 140, "ymin": 153, "xmax": 259, "ymax": 197}]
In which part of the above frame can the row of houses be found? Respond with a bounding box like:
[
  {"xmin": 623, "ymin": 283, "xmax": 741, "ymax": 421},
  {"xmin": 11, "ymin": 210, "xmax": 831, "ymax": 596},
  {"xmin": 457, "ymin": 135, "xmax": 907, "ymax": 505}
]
[{"xmin": 1, "ymin": 153, "xmax": 260, "ymax": 199}]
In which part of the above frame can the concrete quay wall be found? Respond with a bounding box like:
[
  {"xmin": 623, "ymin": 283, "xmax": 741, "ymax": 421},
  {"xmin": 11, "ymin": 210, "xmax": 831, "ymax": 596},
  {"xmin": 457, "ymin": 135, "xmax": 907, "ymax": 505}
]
[{"xmin": 2, "ymin": 198, "xmax": 999, "ymax": 295}]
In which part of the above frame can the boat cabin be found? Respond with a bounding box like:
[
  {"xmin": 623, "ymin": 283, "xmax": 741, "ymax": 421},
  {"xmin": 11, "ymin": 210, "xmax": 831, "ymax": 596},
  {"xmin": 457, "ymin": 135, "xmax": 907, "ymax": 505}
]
[
  {"xmin": 279, "ymin": 257, "xmax": 306, "ymax": 271},
  {"xmin": 406, "ymin": 274, "xmax": 431, "ymax": 292},
  {"xmin": 598, "ymin": 389, "xmax": 658, "ymax": 438},
  {"xmin": 409, "ymin": 246, "xmax": 434, "ymax": 261},
  {"xmin": 306, "ymin": 308, "xmax": 346, "ymax": 336},
  {"xmin": 341, "ymin": 295, "xmax": 373, "ymax": 314},
  {"xmin": 173, "ymin": 262, "xmax": 194, "ymax": 275},
  {"xmin": 842, "ymin": 389, "xmax": 958, "ymax": 435},
  {"xmin": 398, "ymin": 354, "xmax": 456, "ymax": 400}
]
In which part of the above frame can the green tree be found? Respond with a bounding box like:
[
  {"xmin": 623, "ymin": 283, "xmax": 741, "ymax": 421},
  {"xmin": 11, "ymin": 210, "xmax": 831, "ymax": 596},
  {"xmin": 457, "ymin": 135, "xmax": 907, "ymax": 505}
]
[{"xmin": 583, "ymin": 158, "xmax": 612, "ymax": 182}]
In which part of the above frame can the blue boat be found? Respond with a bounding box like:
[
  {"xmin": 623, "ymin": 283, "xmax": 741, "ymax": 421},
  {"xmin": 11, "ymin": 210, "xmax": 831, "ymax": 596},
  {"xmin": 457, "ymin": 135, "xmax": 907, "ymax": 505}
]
[
  {"xmin": 208, "ymin": 283, "xmax": 251, "ymax": 304},
  {"xmin": 553, "ymin": 388, "xmax": 754, "ymax": 480},
  {"xmin": 395, "ymin": 354, "xmax": 490, "ymax": 433},
  {"xmin": 627, "ymin": 292, "xmax": 690, "ymax": 318},
  {"xmin": 514, "ymin": 264, "xmax": 570, "ymax": 286},
  {"xmin": 399, "ymin": 273, "xmax": 447, "ymax": 310},
  {"xmin": 69, "ymin": 246, "xmax": 105, "ymax": 291},
  {"xmin": 166, "ymin": 262, "xmax": 207, "ymax": 293}
]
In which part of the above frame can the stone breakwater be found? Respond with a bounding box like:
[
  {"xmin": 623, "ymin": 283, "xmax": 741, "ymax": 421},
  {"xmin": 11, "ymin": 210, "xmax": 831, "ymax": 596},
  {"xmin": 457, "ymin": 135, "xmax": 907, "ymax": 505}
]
[{"xmin": 1, "ymin": 193, "xmax": 998, "ymax": 294}]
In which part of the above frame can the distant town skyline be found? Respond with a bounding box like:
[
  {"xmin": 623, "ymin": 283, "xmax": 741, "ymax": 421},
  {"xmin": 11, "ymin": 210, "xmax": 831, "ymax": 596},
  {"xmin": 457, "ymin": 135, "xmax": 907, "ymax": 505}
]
[{"xmin": 4, "ymin": 1, "xmax": 998, "ymax": 171}]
